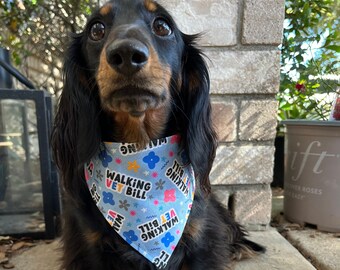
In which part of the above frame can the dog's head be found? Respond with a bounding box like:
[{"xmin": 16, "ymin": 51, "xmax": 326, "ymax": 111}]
[
  {"xmin": 86, "ymin": 0, "xmax": 183, "ymax": 118},
  {"xmin": 52, "ymin": 0, "xmax": 217, "ymax": 195}
]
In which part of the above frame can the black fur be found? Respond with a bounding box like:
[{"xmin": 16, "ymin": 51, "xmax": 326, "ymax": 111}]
[{"xmin": 51, "ymin": 1, "xmax": 265, "ymax": 269}]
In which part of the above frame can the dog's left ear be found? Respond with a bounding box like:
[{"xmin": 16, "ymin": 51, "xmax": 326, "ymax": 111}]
[{"xmin": 179, "ymin": 34, "xmax": 217, "ymax": 194}]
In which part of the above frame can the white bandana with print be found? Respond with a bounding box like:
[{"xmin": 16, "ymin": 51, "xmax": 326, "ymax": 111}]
[{"xmin": 84, "ymin": 134, "xmax": 195, "ymax": 269}]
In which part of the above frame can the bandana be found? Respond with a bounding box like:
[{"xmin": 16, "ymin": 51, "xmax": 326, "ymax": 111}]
[{"xmin": 84, "ymin": 134, "xmax": 195, "ymax": 269}]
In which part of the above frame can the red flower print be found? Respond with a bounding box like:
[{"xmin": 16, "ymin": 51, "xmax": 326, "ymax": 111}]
[
  {"xmin": 130, "ymin": 210, "xmax": 136, "ymax": 217},
  {"xmin": 152, "ymin": 172, "xmax": 158, "ymax": 178},
  {"xmin": 85, "ymin": 170, "xmax": 90, "ymax": 181},
  {"xmin": 169, "ymin": 151, "xmax": 174, "ymax": 157},
  {"xmin": 170, "ymin": 135, "xmax": 181, "ymax": 144},
  {"xmin": 164, "ymin": 189, "xmax": 176, "ymax": 203},
  {"xmin": 115, "ymin": 158, "xmax": 122, "ymax": 164}
]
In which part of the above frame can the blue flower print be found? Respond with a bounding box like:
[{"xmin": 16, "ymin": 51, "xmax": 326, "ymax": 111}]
[
  {"xmin": 102, "ymin": 191, "xmax": 115, "ymax": 206},
  {"xmin": 123, "ymin": 230, "xmax": 138, "ymax": 244},
  {"xmin": 161, "ymin": 232, "xmax": 175, "ymax": 248},
  {"xmin": 98, "ymin": 150, "xmax": 112, "ymax": 167},
  {"xmin": 143, "ymin": 151, "xmax": 160, "ymax": 170},
  {"xmin": 180, "ymin": 151, "xmax": 189, "ymax": 165}
]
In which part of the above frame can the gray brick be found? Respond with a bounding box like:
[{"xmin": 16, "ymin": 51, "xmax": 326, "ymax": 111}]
[
  {"xmin": 159, "ymin": 0, "xmax": 238, "ymax": 46},
  {"xmin": 233, "ymin": 185, "xmax": 272, "ymax": 228},
  {"xmin": 212, "ymin": 186, "xmax": 232, "ymax": 208},
  {"xmin": 242, "ymin": 0, "xmax": 285, "ymax": 45},
  {"xmin": 239, "ymin": 100, "xmax": 279, "ymax": 141},
  {"xmin": 211, "ymin": 100, "xmax": 237, "ymax": 142},
  {"xmin": 210, "ymin": 145, "xmax": 275, "ymax": 185},
  {"xmin": 205, "ymin": 50, "xmax": 281, "ymax": 94}
]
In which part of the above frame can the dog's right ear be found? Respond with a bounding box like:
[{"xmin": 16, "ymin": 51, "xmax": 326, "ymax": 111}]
[{"xmin": 51, "ymin": 33, "xmax": 101, "ymax": 197}]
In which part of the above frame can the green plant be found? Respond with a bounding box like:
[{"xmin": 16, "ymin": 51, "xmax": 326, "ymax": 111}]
[
  {"xmin": 278, "ymin": 0, "xmax": 339, "ymax": 121},
  {"xmin": 0, "ymin": 0, "xmax": 97, "ymax": 94}
]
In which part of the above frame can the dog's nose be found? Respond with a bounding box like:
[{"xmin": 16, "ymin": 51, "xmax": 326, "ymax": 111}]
[{"xmin": 106, "ymin": 40, "xmax": 149, "ymax": 75}]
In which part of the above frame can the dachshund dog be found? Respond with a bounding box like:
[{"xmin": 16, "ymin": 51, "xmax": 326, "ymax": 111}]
[{"xmin": 52, "ymin": 0, "xmax": 265, "ymax": 269}]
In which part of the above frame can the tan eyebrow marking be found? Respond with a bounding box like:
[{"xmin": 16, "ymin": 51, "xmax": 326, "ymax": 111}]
[
  {"xmin": 144, "ymin": 0, "xmax": 157, "ymax": 12},
  {"xmin": 99, "ymin": 3, "xmax": 113, "ymax": 16}
]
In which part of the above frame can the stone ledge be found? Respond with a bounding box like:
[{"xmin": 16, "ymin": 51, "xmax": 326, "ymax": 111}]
[
  {"xmin": 286, "ymin": 229, "xmax": 340, "ymax": 270},
  {"xmin": 9, "ymin": 240, "xmax": 61, "ymax": 270},
  {"xmin": 7, "ymin": 230, "xmax": 318, "ymax": 270},
  {"xmin": 235, "ymin": 229, "xmax": 316, "ymax": 270}
]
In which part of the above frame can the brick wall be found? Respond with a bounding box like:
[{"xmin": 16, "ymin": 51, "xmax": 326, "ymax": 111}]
[{"xmin": 160, "ymin": 0, "xmax": 285, "ymax": 230}]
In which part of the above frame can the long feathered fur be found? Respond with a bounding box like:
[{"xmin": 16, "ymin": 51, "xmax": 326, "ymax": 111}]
[{"xmin": 51, "ymin": 1, "xmax": 265, "ymax": 269}]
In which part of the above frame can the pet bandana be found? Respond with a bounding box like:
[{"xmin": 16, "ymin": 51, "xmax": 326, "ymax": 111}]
[{"xmin": 84, "ymin": 134, "xmax": 195, "ymax": 269}]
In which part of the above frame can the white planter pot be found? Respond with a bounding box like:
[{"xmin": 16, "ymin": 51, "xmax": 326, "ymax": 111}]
[{"xmin": 283, "ymin": 120, "xmax": 340, "ymax": 232}]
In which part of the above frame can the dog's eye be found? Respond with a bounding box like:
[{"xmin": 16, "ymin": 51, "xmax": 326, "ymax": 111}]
[
  {"xmin": 89, "ymin": 22, "xmax": 105, "ymax": 41},
  {"xmin": 152, "ymin": 18, "xmax": 172, "ymax": 37}
]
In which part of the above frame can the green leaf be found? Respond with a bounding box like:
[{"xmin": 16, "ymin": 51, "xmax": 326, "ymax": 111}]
[
  {"xmin": 295, "ymin": 54, "xmax": 304, "ymax": 62},
  {"xmin": 325, "ymin": 45, "xmax": 340, "ymax": 52},
  {"xmin": 280, "ymin": 103, "xmax": 294, "ymax": 110}
]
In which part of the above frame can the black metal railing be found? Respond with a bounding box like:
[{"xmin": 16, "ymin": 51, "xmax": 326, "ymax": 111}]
[{"xmin": 0, "ymin": 48, "xmax": 60, "ymax": 239}]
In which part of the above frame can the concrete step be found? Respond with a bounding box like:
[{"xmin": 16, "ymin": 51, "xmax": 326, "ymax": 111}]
[
  {"xmin": 5, "ymin": 228, "xmax": 324, "ymax": 270},
  {"xmin": 271, "ymin": 189, "xmax": 340, "ymax": 270},
  {"xmin": 235, "ymin": 229, "xmax": 316, "ymax": 270},
  {"xmin": 286, "ymin": 228, "xmax": 340, "ymax": 270}
]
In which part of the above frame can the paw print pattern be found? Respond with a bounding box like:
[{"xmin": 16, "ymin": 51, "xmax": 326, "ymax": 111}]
[
  {"xmin": 161, "ymin": 232, "xmax": 175, "ymax": 248},
  {"xmin": 123, "ymin": 230, "xmax": 138, "ymax": 244},
  {"xmin": 164, "ymin": 189, "xmax": 176, "ymax": 203},
  {"xmin": 143, "ymin": 151, "xmax": 160, "ymax": 169},
  {"xmin": 98, "ymin": 150, "xmax": 113, "ymax": 167},
  {"xmin": 102, "ymin": 191, "xmax": 115, "ymax": 206}
]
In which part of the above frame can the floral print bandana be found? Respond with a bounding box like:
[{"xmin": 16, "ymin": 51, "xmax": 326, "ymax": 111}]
[{"xmin": 84, "ymin": 134, "xmax": 195, "ymax": 269}]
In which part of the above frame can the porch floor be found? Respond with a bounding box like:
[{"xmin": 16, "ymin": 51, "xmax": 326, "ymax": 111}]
[{"xmin": 1, "ymin": 192, "xmax": 339, "ymax": 270}]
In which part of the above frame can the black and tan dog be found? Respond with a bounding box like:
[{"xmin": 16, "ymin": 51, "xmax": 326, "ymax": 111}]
[{"xmin": 52, "ymin": 0, "xmax": 265, "ymax": 269}]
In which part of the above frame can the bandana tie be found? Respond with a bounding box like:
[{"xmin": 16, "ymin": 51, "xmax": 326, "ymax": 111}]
[{"xmin": 84, "ymin": 134, "xmax": 195, "ymax": 269}]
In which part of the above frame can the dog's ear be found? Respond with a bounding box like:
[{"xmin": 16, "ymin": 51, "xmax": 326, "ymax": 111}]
[
  {"xmin": 51, "ymin": 34, "xmax": 101, "ymax": 197},
  {"xmin": 179, "ymin": 34, "xmax": 217, "ymax": 194}
]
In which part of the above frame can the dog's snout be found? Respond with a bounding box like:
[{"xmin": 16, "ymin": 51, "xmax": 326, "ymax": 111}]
[{"xmin": 106, "ymin": 40, "xmax": 149, "ymax": 75}]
